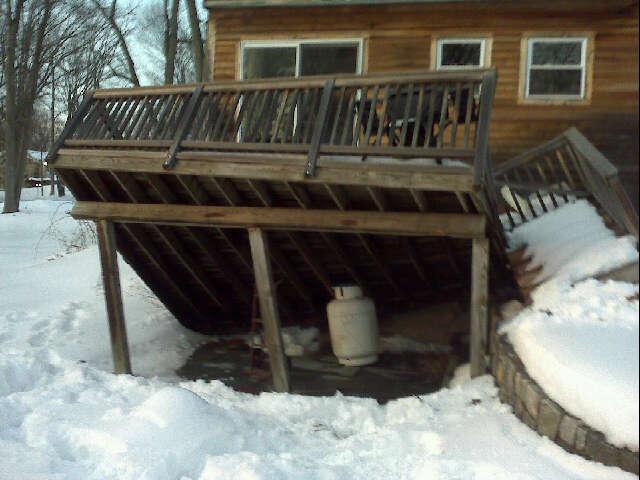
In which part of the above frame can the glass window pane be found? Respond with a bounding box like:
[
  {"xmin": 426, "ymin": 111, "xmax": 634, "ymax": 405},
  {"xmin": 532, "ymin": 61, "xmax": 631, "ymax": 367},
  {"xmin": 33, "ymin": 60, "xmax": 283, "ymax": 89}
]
[
  {"xmin": 440, "ymin": 43, "xmax": 482, "ymax": 67},
  {"xmin": 528, "ymin": 69, "xmax": 582, "ymax": 96},
  {"xmin": 531, "ymin": 41, "xmax": 582, "ymax": 65},
  {"xmin": 243, "ymin": 47, "xmax": 296, "ymax": 79},
  {"xmin": 299, "ymin": 43, "xmax": 359, "ymax": 76}
]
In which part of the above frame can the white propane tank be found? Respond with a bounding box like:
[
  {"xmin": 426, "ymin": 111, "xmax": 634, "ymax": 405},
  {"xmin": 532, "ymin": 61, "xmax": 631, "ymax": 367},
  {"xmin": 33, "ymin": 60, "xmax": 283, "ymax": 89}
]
[{"xmin": 326, "ymin": 285, "xmax": 379, "ymax": 366}]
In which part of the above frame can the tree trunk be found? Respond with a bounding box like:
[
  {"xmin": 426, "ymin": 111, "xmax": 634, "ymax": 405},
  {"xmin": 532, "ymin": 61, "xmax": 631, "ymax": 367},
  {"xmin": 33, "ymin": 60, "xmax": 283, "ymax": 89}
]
[
  {"xmin": 163, "ymin": 0, "xmax": 179, "ymax": 85},
  {"xmin": 184, "ymin": 0, "xmax": 206, "ymax": 82}
]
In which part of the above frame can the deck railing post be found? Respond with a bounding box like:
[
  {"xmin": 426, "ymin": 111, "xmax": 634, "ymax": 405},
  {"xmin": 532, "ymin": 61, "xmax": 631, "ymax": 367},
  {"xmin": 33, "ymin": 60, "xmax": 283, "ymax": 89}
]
[
  {"xmin": 473, "ymin": 70, "xmax": 497, "ymax": 187},
  {"xmin": 96, "ymin": 219, "xmax": 132, "ymax": 375},
  {"xmin": 163, "ymin": 85, "xmax": 205, "ymax": 170},
  {"xmin": 305, "ymin": 79, "xmax": 335, "ymax": 177}
]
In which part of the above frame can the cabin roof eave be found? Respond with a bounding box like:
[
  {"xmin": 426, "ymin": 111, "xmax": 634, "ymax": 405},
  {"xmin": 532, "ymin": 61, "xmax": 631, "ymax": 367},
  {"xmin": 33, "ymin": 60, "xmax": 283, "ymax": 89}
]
[{"xmin": 203, "ymin": 0, "xmax": 637, "ymax": 10}]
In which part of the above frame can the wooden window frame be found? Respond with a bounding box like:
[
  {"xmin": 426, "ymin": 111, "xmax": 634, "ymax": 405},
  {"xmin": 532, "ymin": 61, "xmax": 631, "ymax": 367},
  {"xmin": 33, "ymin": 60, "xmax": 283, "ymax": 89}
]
[
  {"xmin": 519, "ymin": 34, "xmax": 594, "ymax": 105},
  {"xmin": 238, "ymin": 38, "xmax": 364, "ymax": 80},
  {"xmin": 434, "ymin": 37, "xmax": 489, "ymax": 70}
]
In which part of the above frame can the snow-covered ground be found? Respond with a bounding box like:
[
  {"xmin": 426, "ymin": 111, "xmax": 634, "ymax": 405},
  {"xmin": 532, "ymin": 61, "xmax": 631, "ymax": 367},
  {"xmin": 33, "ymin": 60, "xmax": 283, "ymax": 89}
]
[
  {"xmin": 0, "ymin": 191, "xmax": 636, "ymax": 479},
  {"xmin": 501, "ymin": 201, "xmax": 639, "ymax": 451}
]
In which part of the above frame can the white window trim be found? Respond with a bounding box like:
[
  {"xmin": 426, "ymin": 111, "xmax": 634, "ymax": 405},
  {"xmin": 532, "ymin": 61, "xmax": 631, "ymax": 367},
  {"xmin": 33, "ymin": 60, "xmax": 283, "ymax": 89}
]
[
  {"xmin": 239, "ymin": 38, "xmax": 364, "ymax": 80},
  {"xmin": 436, "ymin": 38, "xmax": 486, "ymax": 70},
  {"xmin": 525, "ymin": 37, "xmax": 588, "ymax": 100}
]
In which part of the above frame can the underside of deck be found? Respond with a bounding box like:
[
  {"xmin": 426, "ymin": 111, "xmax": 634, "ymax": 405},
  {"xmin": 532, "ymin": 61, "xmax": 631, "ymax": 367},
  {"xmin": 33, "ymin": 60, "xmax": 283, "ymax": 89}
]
[{"xmin": 57, "ymin": 152, "xmax": 513, "ymax": 333}]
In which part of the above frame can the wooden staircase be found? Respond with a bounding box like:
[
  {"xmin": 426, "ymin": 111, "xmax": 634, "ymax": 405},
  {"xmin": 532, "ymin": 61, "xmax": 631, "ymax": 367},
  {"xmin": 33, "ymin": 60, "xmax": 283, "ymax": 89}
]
[{"xmin": 491, "ymin": 128, "xmax": 639, "ymax": 302}]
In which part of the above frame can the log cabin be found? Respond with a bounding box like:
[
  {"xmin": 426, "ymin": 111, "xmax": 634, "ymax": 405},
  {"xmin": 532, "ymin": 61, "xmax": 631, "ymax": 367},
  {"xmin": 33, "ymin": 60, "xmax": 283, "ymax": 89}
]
[{"xmin": 205, "ymin": 0, "xmax": 639, "ymax": 204}]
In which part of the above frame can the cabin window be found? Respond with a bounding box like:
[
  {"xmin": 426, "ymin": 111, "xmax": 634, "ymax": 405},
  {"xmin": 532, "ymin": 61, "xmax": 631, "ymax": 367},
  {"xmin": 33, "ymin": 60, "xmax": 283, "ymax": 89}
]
[
  {"xmin": 525, "ymin": 37, "xmax": 587, "ymax": 99},
  {"xmin": 436, "ymin": 39, "xmax": 486, "ymax": 69},
  {"xmin": 241, "ymin": 40, "xmax": 362, "ymax": 79}
]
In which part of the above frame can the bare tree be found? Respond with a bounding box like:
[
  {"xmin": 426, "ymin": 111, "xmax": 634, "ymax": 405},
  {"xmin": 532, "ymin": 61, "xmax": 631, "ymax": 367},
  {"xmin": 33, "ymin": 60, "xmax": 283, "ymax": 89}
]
[
  {"xmin": 2, "ymin": 0, "xmax": 53, "ymax": 213},
  {"xmin": 90, "ymin": 0, "xmax": 139, "ymax": 87},
  {"xmin": 137, "ymin": 0, "xmax": 193, "ymax": 85},
  {"xmin": 184, "ymin": 0, "xmax": 206, "ymax": 82},
  {"xmin": 163, "ymin": 0, "xmax": 179, "ymax": 85}
]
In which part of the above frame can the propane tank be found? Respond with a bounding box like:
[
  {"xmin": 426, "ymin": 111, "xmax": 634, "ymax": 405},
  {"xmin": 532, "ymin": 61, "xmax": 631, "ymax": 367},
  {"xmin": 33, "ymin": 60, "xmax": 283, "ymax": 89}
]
[{"xmin": 326, "ymin": 285, "xmax": 378, "ymax": 366}]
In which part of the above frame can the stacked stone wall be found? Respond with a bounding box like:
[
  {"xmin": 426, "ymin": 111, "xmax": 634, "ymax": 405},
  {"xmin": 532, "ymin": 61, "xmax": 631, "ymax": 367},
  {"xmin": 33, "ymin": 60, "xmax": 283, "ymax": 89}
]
[{"xmin": 491, "ymin": 333, "xmax": 639, "ymax": 475}]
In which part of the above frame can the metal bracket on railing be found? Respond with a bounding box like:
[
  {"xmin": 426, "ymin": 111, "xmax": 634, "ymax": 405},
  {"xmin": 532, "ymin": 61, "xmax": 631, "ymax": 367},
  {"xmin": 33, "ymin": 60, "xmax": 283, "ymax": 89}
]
[
  {"xmin": 45, "ymin": 91, "xmax": 95, "ymax": 165},
  {"xmin": 164, "ymin": 85, "xmax": 204, "ymax": 170},
  {"xmin": 305, "ymin": 79, "xmax": 335, "ymax": 177}
]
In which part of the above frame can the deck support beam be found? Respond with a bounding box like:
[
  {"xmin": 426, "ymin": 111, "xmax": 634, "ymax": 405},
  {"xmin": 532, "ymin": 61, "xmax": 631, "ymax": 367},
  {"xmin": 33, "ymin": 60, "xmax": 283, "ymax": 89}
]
[
  {"xmin": 71, "ymin": 201, "xmax": 486, "ymax": 238},
  {"xmin": 470, "ymin": 236, "xmax": 489, "ymax": 378},
  {"xmin": 96, "ymin": 219, "xmax": 132, "ymax": 375},
  {"xmin": 248, "ymin": 228, "xmax": 290, "ymax": 393}
]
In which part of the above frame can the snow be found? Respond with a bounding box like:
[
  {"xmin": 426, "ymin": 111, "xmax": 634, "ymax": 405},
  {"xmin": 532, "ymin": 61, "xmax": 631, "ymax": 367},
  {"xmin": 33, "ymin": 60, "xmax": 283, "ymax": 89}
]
[
  {"xmin": 507, "ymin": 200, "xmax": 638, "ymax": 286},
  {"xmin": 501, "ymin": 200, "xmax": 639, "ymax": 451},
  {"xmin": 0, "ymin": 190, "xmax": 636, "ymax": 479}
]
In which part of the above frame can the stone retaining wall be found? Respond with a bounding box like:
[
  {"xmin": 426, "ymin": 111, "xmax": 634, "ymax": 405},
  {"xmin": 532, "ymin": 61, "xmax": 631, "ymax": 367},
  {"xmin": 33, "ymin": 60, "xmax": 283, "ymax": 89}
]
[{"xmin": 491, "ymin": 333, "xmax": 639, "ymax": 475}]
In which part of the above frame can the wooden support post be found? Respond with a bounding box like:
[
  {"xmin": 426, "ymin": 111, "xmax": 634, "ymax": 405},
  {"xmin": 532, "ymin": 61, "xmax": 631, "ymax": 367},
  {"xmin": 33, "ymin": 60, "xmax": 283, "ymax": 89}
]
[
  {"xmin": 247, "ymin": 228, "xmax": 291, "ymax": 393},
  {"xmin": 96, "ymin": 219, "xmax": 132, "ymax": 374},
  {"xmin": 470, "ymin": 236, "xmax": 489, "ymax": 378}
]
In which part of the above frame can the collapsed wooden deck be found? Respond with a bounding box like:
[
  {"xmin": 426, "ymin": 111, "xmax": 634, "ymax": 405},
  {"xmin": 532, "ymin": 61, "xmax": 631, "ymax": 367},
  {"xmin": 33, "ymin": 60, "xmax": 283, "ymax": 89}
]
[{"xmin": 50, "ymin": 68, "xmax": 637, "ymax": 390}]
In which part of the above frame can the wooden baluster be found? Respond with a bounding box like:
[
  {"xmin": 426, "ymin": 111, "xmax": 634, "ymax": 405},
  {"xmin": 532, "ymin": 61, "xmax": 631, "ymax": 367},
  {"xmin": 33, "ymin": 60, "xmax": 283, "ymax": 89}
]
[
  {"xmin": 536, "ymin": 160, "xmax": 559, "ymax": 208},
  {"xmin": 160, "ymin": 94, "xmax": 187, "ymax": 139},
  {"xmin": 375, "ymin": 85, "xmax": 392, "ymax": 147},
  {"xmin": 544, "ymin": 153, "xmax": 569, "ymax": 202},
  {"xmin": 352, "ymin": 86, "xmax": 368, "ymax": 146},
  {"xmin": 450, "ymin": 82, "xmax": 462, "ymax": 148},
  {"xmin": 293, "ymin": 89, "xmax": 309, "ymax": 143},
  {"xmin": 189, "ymin": 92, "xmax": 210, "ymax": 141},
  {"xmin": 399, "ymin": 83, "xmax": 414, "ymax": 147},
  {"xmin": 411, "ymin": 84, "xmax": 426, "ymax": 148},
  {"xmin": 503, "ymin": 172, "xmax": 527, "ymax": 223},
  {"xmin": 340, "ymin": 88, "xmax": 356, "ymax": 146},
  {"xmin": 281, "ymin": 89, "xmax": 299, "ymax": 143},
  {"xmin": 525, "ymin": 164, "xmax": 549, "ymax": 212},
  {"xmin": 363, "ymin": 85, "xmax": 380, "ymax": 146},
  {"xmin": 513, "ymin": 168, "xmax": 537, "ymax": 218},
  {"xmin": 437, "ymin": 83, "xmax": 450, "ymax": 148},
  {"xmin": 270, "ymin": 89, "xmax": 290, "ymax": 143},
  {"xmin": 128, "ymin": 97, "xmax": 152, "ymax": 140},
  {"xmin": 150, "ymin": 94, "xmax": 177, "ymax": 139},
  {"xmin": 219, "ymin": 92, "xmax": 241, "ymax": 141},
  {"xmin": 329, "ymin": 86, "xmax": 346, "ymax": 145},
  {"xmin": 463, "ymin": 82, "xmax": 474, "ymax": 149},
  {"xmin": 423, "ymin": 85, "xmax": 438, "ymax": 147},
  {"xmin": 303, "ymin": 88, "xmax": 321, "ymax": 144},
  {"xmin": 136, "ymin": 96, "xmax": 161, "ymax": 140}
]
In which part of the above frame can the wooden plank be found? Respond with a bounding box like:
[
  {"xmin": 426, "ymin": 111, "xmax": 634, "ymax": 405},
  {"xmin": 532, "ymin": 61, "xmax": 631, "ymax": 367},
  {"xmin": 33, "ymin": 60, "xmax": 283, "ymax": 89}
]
[
  {"xmin": 470, "ymin": 236, "xmax": 489, "ymax": 378},
  {"xmin": 71, "ymin": 201, "xmax": 487, "ymax": 238},
  {"xmin": 248, "ymin": 228, "xmax": 290, "ymax": 393},
  {"xmin": 95, "ymin": 219, "xmax": 132, "ymax": 375},
  {"xmin": 55, "ymin": 152, "xmax": 476, "ymax": 192}
]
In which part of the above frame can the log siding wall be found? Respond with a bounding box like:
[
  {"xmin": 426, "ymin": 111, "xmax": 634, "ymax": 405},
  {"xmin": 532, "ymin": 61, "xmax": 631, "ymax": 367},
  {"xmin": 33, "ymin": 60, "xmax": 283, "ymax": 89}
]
[{"xmin": 207, "ymin": 2, "xmax": 639, "ymax": 203}]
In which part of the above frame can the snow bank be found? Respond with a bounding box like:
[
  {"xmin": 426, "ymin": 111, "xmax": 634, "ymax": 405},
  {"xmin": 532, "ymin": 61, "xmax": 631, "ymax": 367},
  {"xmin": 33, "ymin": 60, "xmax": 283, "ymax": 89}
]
[
  {"xmin": 0, "ymin": 352, "xmax": 633, "ymax": 480},
  {"xmin": 502, "ymin": 201, "xmax": 639, "ymax": 451}
]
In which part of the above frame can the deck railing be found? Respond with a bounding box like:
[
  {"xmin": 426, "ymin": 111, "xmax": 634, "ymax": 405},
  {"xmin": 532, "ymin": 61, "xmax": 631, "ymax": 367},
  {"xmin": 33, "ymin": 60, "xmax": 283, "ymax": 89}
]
[
  {"xmin": 49, "ymin": 69, "xmax": 497, "ymax": 179},
  {"xmin": 494, "ymin": 128, "xmax": 639, "ymax": 239}
]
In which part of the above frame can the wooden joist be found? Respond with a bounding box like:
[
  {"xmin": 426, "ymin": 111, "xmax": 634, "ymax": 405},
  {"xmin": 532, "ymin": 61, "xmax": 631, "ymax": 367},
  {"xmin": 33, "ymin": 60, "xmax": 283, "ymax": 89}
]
[{"xmin": 71, "ymin": 201, "xmax": 487, "ymax": 238}]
